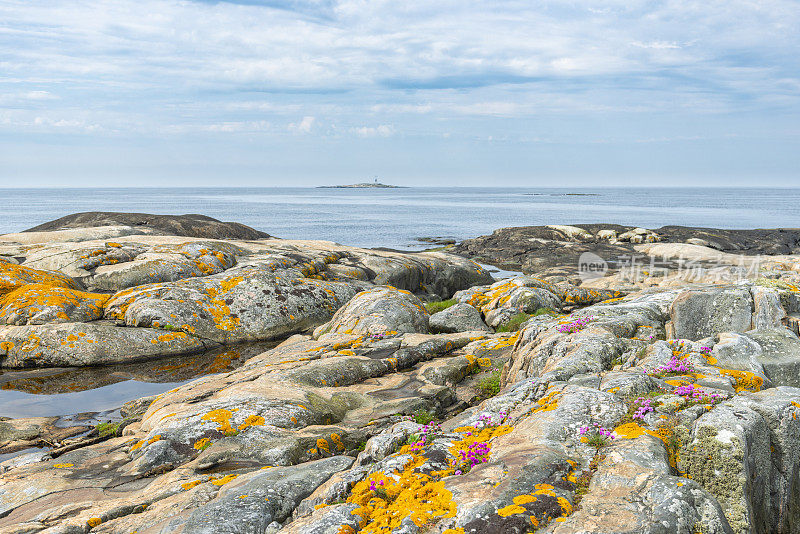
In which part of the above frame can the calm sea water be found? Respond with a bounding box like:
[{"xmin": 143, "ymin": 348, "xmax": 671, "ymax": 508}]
[{"xmin": 2, "ymin": 187, "xmax": 800, "ymax": 249}]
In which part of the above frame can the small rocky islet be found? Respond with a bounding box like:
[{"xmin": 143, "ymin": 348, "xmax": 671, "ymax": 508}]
[{"xmin": 0, "ymin": 215, "xmax": 799, "ymax": 533}]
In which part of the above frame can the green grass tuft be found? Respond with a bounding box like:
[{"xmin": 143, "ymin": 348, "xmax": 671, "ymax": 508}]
[
  {"xmin": 412, "ymin": 408, "xmax": 436, "ymax": 425},
  {"xmin": 476, "ymin": 369, "xmax": 502, "ymax": 398},
  {"xmin": 497, "ymin": 308, "xmax": 553, "ymax": 332},
  {"xmin": 425, "ymin": 299, "xmax": 457, "ymax": 314},
  {"xmin": 95, "ymin": 422, "xmax": 120, "ymax": 437}
]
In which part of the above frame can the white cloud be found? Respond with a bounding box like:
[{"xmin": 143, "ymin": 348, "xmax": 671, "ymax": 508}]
[
  {"xmin": 288, "ymin": 116, "xmax": 315, "ymax": 133},
  {"xmin": 351, "ymin": 124, "xmax": 395, "ymax": 138}
]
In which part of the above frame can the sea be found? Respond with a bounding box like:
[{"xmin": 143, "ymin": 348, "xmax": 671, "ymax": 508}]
[{"xmin": 2, "ymin": 187, "xmax": 800, "ymax": 250}]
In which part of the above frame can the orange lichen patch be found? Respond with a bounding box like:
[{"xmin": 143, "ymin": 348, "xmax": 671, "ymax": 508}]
[
  {"xmin": 0, "ymin": 341, "xmax": 14, "ymax": 352},
  {"xmin": 443, "ymin": 529, "xmax": 466, "ymax": 534},
  {"xmin": 331, "ymin": 433, "xmax": 345, "ymax": 451},
  {"xmin": 0, "ymin": 284, "xmax": 109, "ymax": 323},
  {"xmin": 211, "ymin": 474, "xmax": 238, "ymax": 486},
  {"xmin": 315, "ymin": 503, "xmax": 328, "ymax": 510},
  {"xmin": 513, "ymin": 494, "xmax": 538, "ymax": 505},
  {"xmin": 52, "ymin": 463, "xmax": 73, "ymax": 468},
  {"xmin": 338, "ymin": 526, "xmax": 357, "ymax": 534},
  {"xmin": 530, "ymin": 390, "xmax": 560, "ymax": 414},
  {"xmin": 719, "ymin": 369, "xmax": 763, "ymax": 392},
  {"xmin": 150, "ymin": 331, "xmax": 188, "ymax": 345},
  {"xmin": 0, "ymin": 263, "xmax": 78, "ymax": 295},
  {"xmin": 348, "ymin": 453, "xmax": 457, "ymax": 533},
  {"xmin": 476, "ymin": 357, "xmax": 492, "ymax": 367},
  {"xmin": 194, "ymin": 438, "xmax": 211, "ymax": 450},
  {"xmin": 201, "ymin": 409, "xmax": 234, "ymax": 433},
  {"xmin": 664, "ymin": 378, "xmax": 691, "ymax": 387},
  {"xmin": 498, "ymin": 504, "xmax": 527, "ymax": 517},
  {"xmin": 557, "ymin": 496, "xmax": 573, "ymax": 515},
  {"xmin": 338, "ymin": 349, "xmax": 356, "ymax": 356},
  {"xmin": 204, "ymin": 281, "xmax": 242, "ymax": 332},
  {"xmin": 86, "ymin": 517, "xmax": 102, "ymax": 528},
  {"xmin": 613, "ymin": 422, "xmax": 654, "ymax": 440},
  {"xmin": 181, "ymin": 479, "xmax": 203, "ymax": 490},
  {"xmin": 159, "ymin": 412, "xmax": 177, "ymax": 421},
  {"xmin": 533, "ymin": 483, "xmax": 556, "ymax": 497},
  {"xmin": 317, "ymin": 438, "xmax": 331, "ymax": 454},
  {"xmin": 238, "ymin": 414, "xmax": 265, "ymax": 430}
]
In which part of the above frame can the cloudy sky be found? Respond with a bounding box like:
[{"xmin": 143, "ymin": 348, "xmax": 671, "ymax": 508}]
[{"xmin": 1, "ymin": 0, "xmax": 798, "ymax": 187}]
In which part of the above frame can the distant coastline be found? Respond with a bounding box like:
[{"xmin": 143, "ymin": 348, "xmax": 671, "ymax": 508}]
[{"xmin": 317, "ymin": 182, "xmax": 406, "ymax": 189}]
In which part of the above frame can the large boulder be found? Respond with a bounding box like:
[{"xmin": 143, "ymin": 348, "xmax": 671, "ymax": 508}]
[
  {"xmin": 0, "ymin": 284, "xmax": 108, "ymax": 325},
  {"xmin": 0, "ymin": 322, "xmax": 216, "ymax": 367},
  {"xmin": 669, "ymin": 286, "xmax": 754, "ymax": 340},
  {"xmin": 429, "ymin": 303, "xmax": 491, "ymax": 334},
  {"xmin": 0, "ymin": 262, "xmax": 78, "ymax": 295},
  {"xmin": 314, "ymin": 286, "xmax": 429, "ymax": 337},
  {"xmin": 680, "ymin": 388, "xmax": 800, "ymax": 534}
]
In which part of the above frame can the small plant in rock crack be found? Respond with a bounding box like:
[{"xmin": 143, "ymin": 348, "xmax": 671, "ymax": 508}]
[
  {"xmin": 673, "ymin": 383, "xmax": 725, "ymax": 406},
  {"xmin": 412, "ymin": 408, "xmax": 436, "ymax": 425},
  {"xmin": 454, "ymin": 440, "xmax": 491, "ymax": 474},
  {"xmin": 557, "ymin": 315, "xmax": 596, "ymax": 334},
  {"xmin": 476, "ymin": 369, "xmax": 501, "ymax": 398},
  {"xmin": 579, "ymin": 423, "xmax": 615, "ymax": 449},
  {"xmin": 651, "ymin": 355, "xmax": 694, "ymax": 377},
  {"xmin": 631, "ymin": 397, "xmax": 655, "ymax": 420},
  {"xmin": 368, "ymin": 479, "xmax": 389, "ymax": 500},
  {"xmin": 406, "ymin": 421, "xmax": 443, "ymax": 453}
]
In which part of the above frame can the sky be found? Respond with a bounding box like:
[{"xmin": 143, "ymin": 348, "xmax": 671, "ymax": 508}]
[{"xmin": 0, "ymin": 0, "xmax": 798, "ymax": 187}]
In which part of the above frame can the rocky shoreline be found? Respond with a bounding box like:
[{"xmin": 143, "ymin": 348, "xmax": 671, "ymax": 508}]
[{"xmin": 1, "ymin": 215, "xmax": 799, "ymax": 533}]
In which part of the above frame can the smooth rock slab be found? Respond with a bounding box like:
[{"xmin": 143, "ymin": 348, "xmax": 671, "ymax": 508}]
[
  {"xmin": 680, "ymin": 387, "xmax": 800, "ymax": 534},
  {"xmin": 182, "ymin": 456, "xmax": 353, "ymax": 534},
  {"xmin": 0, "ymin": 322, "xmax": 215, "ymax": 367},
  {"xmin": 314, "ymin": 286, "xmax": 429, "ymax": 337},
  {"xmin": 429, "ymin": 303, "xmax": 491, "ymax": 334},
  {"xmin": 669, "ymin": 286, "xmax": 753, "ymax": 340}
]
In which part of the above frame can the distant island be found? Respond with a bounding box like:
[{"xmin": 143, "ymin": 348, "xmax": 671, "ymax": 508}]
[{"xmin": 317, "ymin": 182, "xmax": 405, "ymax": 189}]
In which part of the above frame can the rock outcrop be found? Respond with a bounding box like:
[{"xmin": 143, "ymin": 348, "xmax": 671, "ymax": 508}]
[
  {"xmin": 1, "ymin": 217, "xmax": 800, "ymax": 534},
  {"xmin": 0, "ymin": 219, "xmax": 492, "ymax": 368}
]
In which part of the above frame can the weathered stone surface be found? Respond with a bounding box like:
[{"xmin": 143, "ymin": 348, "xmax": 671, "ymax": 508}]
[
  {"xmin": 453, "ymin": 224, "xmax": 800, "ymax": 275},
  {"xmin": 680, "ymin": 387, "xmax": 800, "ymax": 534},
  {"xmin": 0, "ymin": 322, "xmax": 216, "ymax": 367},
  {"xmin": 314, "ymin": 287, "xmax": 429, "ymax": 338},
  {"xmin": 669, "ymin": 286, "xmax": 754, "ymax": 340},
  {"xmin": 25, "ymin": 212, "xmax": 271, "ymax": 240},
  {"xmin": 0, "ymin": 262, "xmax": 78, "ymax": 295},
  {"xmin": 0, "ymin": 284, "xmax": 108, "ymax": 325},
  {"xmin": 548, "ymin": 434, "xmax": 733, "ymax": 534},
  {"xmin": 4, "ymin": 217, "xmax": 800, "ymax": 534},
  {"xmin": 0, "ymin": 417, "xmax": 90, "ymax": 455},
  {"xmin": 181, "ymin": 456, "xmax": 353, "ymax": 534},
  {"xmin": 429, "ymin": 303, "xmax": 491, "ymax": 334}
]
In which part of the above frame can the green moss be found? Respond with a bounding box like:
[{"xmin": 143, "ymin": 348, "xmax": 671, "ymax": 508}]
[
  {"xmin": 681, "ymin": 427, "xmax": 747, "ymax": 531},
  {"xmin": 754, "ymin": 277, "xmax": 796, "ymax": 291},
  {"xmin": 497, "ymin": 308, "xmax": 553, "ymax": 332},
  {"xmin": 476, "ymin": 369, "xmax": 501, "ymax": 398},
  {"xmin": 424, "ymin": 299, "xmax": 457, "ymax": 314},
  {"xmin": 412, "ymin": 408, "xmax": 436, "ymax": 425},
  {"xmin": 95, "ymin": 422, "xmax": 120, "ymax": 437}
]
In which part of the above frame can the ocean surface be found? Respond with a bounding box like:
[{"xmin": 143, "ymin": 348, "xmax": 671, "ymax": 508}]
[{"xmin": 2, "ymin": 187, "xmax": 800, "ymax": 250}]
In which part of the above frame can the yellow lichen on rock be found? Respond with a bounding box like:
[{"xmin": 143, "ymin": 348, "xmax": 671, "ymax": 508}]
[
  {"xmin": 238, "ymin": 414, "xmax": 265, "ymax": 430},
  {"xmin": 0, "ymin": 262, "xmax": 78, "ymax": 295},
  {"xmin": 201, "ymin": 409, "xmax": 234, "ymax": 432},
  {"xmin": 348, "ymin": 453, "xmax": 457, "ymax": 533}
]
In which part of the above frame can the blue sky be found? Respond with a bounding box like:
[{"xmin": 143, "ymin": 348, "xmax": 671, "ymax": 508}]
[{"xmin": 0, "ymin": 0, "xmax": 798, "ymax": 187}]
